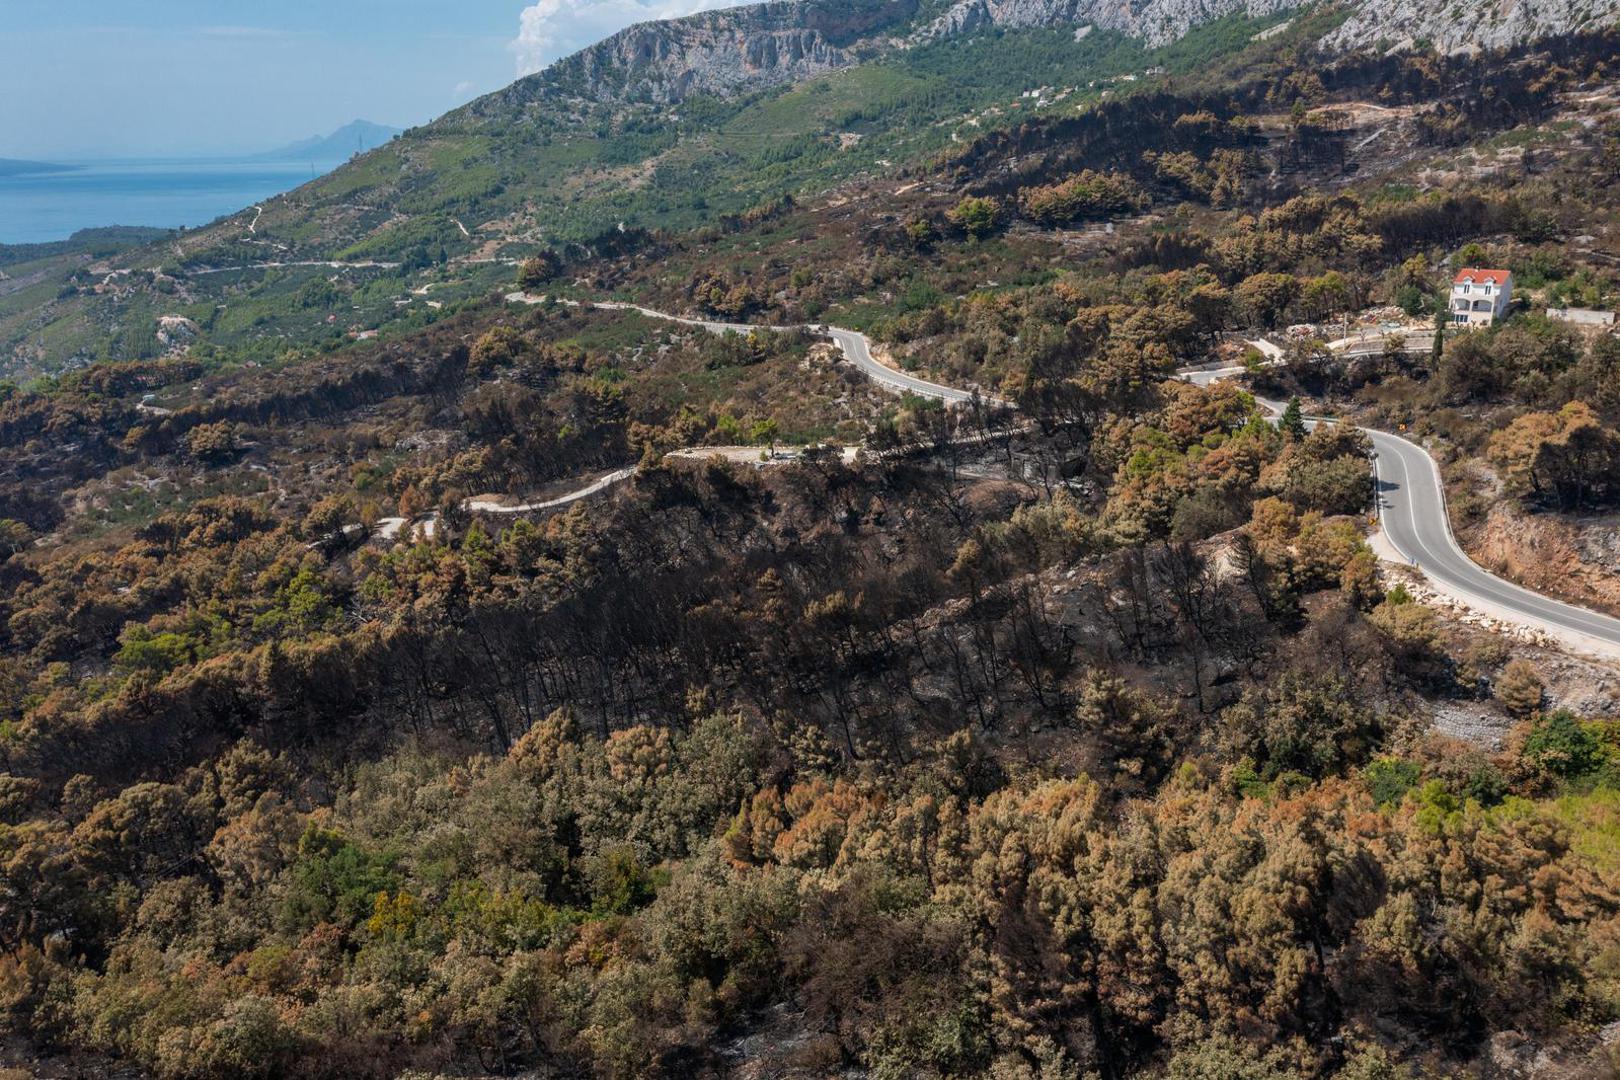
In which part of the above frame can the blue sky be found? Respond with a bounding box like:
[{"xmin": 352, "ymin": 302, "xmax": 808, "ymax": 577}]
[{"xmin": 1, "ymin": 0, "xmax": 747, "ymax": 160}]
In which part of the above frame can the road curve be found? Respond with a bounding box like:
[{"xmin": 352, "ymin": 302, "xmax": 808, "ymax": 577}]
[
  {"xmin": 822, "ymin": 325, "xmax": 984, "ymax": 404},
  {"xmin": 1369, "ymin": 427, "xmax": 1620, "ymax": 653},
  {"xmin": 507, "ymin": 294, "xmax": 998, "ymax": 404},
  {"xmin": 1187, "ymin": 337, "xmax": 1620, "ymax": 656}
]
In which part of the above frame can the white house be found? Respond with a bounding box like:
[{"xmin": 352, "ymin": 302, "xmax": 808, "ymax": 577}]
[{"xmin": 1450, "ymin": 268, "xmax": 1513, "ymax": 326}]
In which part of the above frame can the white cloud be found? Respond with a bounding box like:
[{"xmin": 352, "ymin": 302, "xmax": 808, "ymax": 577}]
[
  {"xmin": 453, "ymin": 80, "xmax": 477, "ymax": 99},
  {"xmin": 510, "ymin": 0, "xmax": 750, "ymax": 77}
]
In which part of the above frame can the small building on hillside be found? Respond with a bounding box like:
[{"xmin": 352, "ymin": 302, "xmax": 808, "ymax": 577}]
[
  {"xmin": 1547, "ymin": 306, "xmax": 1617, "ymax": 329},
  {"xmin": 1450, "ymin": 268, "xmax": 1513, "ymax": 326}
]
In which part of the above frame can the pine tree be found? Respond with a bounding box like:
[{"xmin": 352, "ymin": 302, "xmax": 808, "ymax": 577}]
[{"xmin": 1279, "ymin": 397, "xmax": 1307, "ymax": 440}]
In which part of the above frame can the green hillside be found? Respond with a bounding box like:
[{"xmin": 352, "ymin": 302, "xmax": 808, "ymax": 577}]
[
  {"xmin": 213, "ymin": 13, "xmax": 1307, "ymax": 261},
  {"xmin": 0, "ymin": 11, "xmax": 1317, "ymax": 380}
]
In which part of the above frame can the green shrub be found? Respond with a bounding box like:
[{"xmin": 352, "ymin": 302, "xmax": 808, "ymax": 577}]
[
  {"xmin": 1523, "ymin": 709, "xmax": 1602, "ymax": 779},
  {"xmin": 1364, "ymin": 757, "xmax": 1422, "ymax": 807}
]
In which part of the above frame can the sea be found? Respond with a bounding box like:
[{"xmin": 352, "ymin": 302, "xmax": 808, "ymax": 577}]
[{"xmin": 0, "ymin": 158, "xmax": 344, "ymax": 247}]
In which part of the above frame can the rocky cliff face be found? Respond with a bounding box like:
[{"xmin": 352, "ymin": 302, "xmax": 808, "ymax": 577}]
[
  {"xmin": 916, "ymin": 0, "xmax": 1619, "ymax": 50},
  {"xmin": 914, "ymin": 0, "xmax": 1292, "ymax": 48},
  {"xmin": 549, "ymin": 14, "xmax": 846, "ymax": 103},
  {"xmin": 484, "ymin": 0, "xmax": 917, "ymax": 111},
  {"xmin": 1322, "ymin": 0, "xmax": 1620, "ymax": 52}
]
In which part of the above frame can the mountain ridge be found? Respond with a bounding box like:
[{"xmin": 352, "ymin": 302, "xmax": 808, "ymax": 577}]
[
  {"xmin": 0, "ymin": 157, "xmax": 79, "ymax": 178},
  {"xmin": 453, "ymin": 0, "xmax": 1620, "ymax": 116},
  {"xmin": 256, "ymin": 120, "xmax": 403, "ymax": 162},
  {"xmin": 456, "ymin": 0, "xmax": 920, "ymax": 118}
]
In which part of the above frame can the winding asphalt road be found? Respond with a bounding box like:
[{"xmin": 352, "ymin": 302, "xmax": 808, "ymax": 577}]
[
  {"xmin": 469, "ymin": 297, "xmax": 999, "ymax": 518},
  {"xmin": 821, "ymin": 325, "xmax": 984, "ymax": 404},
  {"xmin": 509, "ymin": 295, "xmax": 992, "ymax": 403},
  {"xmin": 1367, "ymin": 427, "xmax": 1620, "ymax": 653},
  {"xmin": 483, "ymin": 296, "xmax": 1620, "ymax": 657},
  {"xmin": 1188, "ymin": 338, "xmax": 1620, "ymax": 655}
]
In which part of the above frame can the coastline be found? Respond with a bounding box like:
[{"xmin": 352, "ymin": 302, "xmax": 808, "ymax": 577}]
[{"xmin": 0, "ymin": 156, "xmax": 343, "ymax": 246}]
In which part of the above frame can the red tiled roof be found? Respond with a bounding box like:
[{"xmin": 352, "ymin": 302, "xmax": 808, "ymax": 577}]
[{"xmin": 1454, "ymin": 268, "xmax": 1511, "ymax": 285}]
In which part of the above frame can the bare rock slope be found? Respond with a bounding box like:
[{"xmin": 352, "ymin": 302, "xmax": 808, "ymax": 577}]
[
  {"xmin": 913, "ymin": 0, "xmax": 1295, "ymax": 48},
  {"xmin": 465, "ymin": 0, "xmax": 917, "ymax": 115},
  {"xmin": 919, "ymin": 0, "xmax": 1620, "ymax": 50},
  {"xmin": 1321, "ymin": 0, "xmax": 1620, "ymax": 52}
]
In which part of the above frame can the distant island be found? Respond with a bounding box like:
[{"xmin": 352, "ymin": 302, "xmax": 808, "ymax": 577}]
[
  {"xmin": 255, "ymin": 120, "xmax": 402, "ymax": 162},
  {"xmin": 0, "ymin": 157, "xmax": 79, "ymax": 178},
  {"xmin": 0, "ymin": 226, "xmax": 172, "ymax": 264}
]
